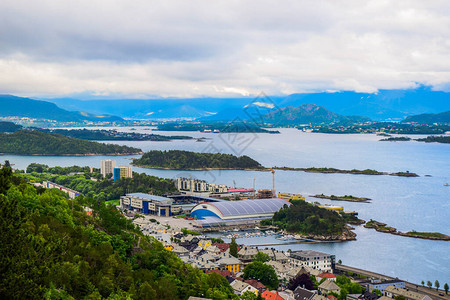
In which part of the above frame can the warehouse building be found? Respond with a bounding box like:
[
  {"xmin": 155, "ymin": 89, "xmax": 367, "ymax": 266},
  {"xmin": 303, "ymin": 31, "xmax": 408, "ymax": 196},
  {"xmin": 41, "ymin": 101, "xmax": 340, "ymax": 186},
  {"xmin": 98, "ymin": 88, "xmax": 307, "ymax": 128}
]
[
  {"xmin": 119, "ymin": 193, "xmax": 225, "ymax": 216},
  {"xmin": 120, "ymin": 193, "xmax": 173, "ymax": 216},
  {"xmin": 190, "ymin": 198, "xmax": 291, "ymax": 228}
]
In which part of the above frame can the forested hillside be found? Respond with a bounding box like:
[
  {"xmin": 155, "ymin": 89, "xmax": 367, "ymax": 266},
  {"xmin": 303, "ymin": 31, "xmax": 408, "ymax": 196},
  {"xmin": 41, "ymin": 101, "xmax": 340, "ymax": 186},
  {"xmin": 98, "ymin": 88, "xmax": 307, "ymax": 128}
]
[
  {"xmin": 23, "ymin": 163, "xmax": 177, "ymax": 200},
  {"xmin": 133, "ymin": 150, "xmax": 264, "ymax": 170},
  {"xmin": 0, "ymin": 130, "xmax": 142, "ymax": 155},
  {"xmin": 0, "ymin": 165, "xmax": 236, "ymax": 299},
  {"xmin": 261, "ymin": 200, "xmax": 347, "ymax": 236}
]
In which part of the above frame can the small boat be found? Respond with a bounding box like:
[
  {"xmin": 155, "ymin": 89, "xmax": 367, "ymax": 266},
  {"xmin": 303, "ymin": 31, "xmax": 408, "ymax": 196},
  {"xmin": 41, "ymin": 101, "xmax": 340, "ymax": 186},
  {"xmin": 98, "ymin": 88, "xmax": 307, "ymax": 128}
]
[
  {"xmin": 200, "ymin": 129, "xmax": 212, "ymax": 133},
  {"xmin": 444, "ymin": 183, "xmax": 449, "ymax": 186}
]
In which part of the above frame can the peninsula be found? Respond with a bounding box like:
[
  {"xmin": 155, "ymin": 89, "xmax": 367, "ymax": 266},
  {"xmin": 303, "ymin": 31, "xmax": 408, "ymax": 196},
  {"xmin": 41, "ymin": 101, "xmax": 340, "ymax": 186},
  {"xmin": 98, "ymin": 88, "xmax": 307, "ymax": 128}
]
[
  {"xmin": 0, "ymin": 130, "xmax": 142, "ymax": 155},
  {"xmin": 132, "ymin": 150, "xmax": 264, "ymax": 170},
  {"xmin": 364, "ymin": 220, "xmax": 450, "ymax": 241},
  {"xmin": 273, "ymin": 166, "xmax": 419, "ymax": 177},
  {"xmin": 260, "ymin": 200, "xmax": 357, "ymax": 241},
  {"xmin": 46, "ymin": 128, "xmax": 193, "ymax": 141},
  {"xmin": 311, "ymin": 194, "xmax": 371, "ymax": 202}
]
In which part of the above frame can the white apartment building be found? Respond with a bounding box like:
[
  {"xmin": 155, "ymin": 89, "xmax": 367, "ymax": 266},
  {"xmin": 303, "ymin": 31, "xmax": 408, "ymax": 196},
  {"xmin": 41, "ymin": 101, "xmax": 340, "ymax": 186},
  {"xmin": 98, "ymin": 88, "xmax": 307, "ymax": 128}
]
[
  {"xmin": 289, "ymin": 250, "xmax": 335, "ymax": 272},
  {"xmin": 176, "ymin": 177, "xmax": 228, "ymax": 193},
  {"xmin": 100, "ymin": 159, "xmax": 116, "ymax": 177}
]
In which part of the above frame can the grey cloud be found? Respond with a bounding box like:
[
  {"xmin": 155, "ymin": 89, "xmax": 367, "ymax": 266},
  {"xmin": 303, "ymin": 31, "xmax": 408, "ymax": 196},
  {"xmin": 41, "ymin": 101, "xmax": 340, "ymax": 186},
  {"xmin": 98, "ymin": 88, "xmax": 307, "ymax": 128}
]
[{"xmin": 0, "ymin": 0, "xmax": 450, "ymax": 97}]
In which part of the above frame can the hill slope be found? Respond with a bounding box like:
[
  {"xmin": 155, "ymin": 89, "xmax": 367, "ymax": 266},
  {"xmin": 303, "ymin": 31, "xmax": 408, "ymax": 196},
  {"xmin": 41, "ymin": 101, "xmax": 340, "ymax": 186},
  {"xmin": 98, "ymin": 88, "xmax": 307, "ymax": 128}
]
[
  {"xmin": 0, "ymin": 130, "xmax": 142, "ymax": 155},
  {"xmin": 264, "ymin": 104, "xmax": 370, "ymax": 125},
  {"xmin": 0, "ymin": 95, "xmax": 123, "ymax": 122},
  {"xmin": 402, "ymin": 111, "xmax": 450, "ymax": 124},
  {"xmin": 132, "ymin": 150, "xmax": 263, "ymax": 169}
]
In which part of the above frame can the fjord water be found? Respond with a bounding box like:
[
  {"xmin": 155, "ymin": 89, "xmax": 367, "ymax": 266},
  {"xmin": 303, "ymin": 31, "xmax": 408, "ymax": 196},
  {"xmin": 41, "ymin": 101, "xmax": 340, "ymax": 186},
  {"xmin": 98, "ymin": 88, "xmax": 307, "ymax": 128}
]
[{"xmin": 3, "ymin": 128, "xmax": 449, "ymax": 284}]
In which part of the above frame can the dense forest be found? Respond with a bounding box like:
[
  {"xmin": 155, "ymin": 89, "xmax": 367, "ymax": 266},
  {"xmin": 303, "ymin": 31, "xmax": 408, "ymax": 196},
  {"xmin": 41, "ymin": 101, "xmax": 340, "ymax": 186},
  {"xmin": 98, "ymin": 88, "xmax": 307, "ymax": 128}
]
[
  {"xmin": 45, "ymin": 128, "xmax": 193, "ymax": 141},
  {"xmin": 0, "ymin": 130, "xmax": 142, "ymax": 155},
  {"xmin": 22, "ymin": 163, "xmax": 177, "ymax": 201},
  {"xmin": 261, "ymin": 200, "xmax": 347, "ymax": 236},
  {"xmin": 0, "ymin": 164, "xmax": 237, "ymax": 299},
  {"xmin": 0, "ymin": 121, "xmax": 23, "ymax": 132},
  {"xmin": 132, "ymin": 150, "xmax": 264, "ymax": 170}
]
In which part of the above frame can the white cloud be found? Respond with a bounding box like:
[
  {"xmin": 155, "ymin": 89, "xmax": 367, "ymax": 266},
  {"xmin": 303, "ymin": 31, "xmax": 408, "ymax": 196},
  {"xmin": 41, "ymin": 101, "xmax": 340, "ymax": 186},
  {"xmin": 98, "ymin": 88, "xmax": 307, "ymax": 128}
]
[{"xmin": 0, "ymin": 0, "xmax": 450, "ymax": 98}]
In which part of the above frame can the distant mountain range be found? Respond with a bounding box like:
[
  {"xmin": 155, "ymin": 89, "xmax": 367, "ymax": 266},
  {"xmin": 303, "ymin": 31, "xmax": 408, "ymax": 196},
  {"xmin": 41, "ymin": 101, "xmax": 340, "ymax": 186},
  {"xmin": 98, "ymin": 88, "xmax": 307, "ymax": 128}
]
[
  {"xmin": 0, "ymin": 95, "xmax": 123, "ymax": 122},
  {"xmin": 402, "ymin": 111, "xmax": 450, "ymax": 125},
  {"xmin": 44, "ymin": 86, "xmax": 450, "ymax": 121},
  {"xmin": 263, "ymin": 104, "xmax": 370, "ymax": 126}
]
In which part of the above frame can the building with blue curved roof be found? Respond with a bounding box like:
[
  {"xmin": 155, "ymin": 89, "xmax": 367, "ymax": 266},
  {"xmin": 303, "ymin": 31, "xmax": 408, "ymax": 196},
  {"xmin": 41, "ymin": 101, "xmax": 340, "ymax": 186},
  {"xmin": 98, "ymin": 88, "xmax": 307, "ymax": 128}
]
[{"xmin": 190, "ymin": 198, "xmax": 291, "ymax": 228}]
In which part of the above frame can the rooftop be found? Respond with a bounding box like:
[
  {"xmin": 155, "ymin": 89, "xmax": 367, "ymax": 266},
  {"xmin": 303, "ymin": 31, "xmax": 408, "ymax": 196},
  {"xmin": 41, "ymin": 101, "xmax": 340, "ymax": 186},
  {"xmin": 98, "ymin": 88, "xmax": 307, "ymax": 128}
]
[
  {"xmin": 291, "ymin": 250, "xmax": 334, "ymax": 259},
  {"xmin": 126, "ymin": 193, "xmax": 172, "ymax": 202}
]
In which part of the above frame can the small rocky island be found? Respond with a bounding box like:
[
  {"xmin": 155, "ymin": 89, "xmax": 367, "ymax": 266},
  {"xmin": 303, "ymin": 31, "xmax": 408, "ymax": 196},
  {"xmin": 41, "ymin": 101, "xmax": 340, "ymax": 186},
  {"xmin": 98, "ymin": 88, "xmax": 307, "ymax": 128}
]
[
  {"xmin": 364, "ymin": 220, "xmax": 450, "ymax": 241},
  {"xmin": 311, "ymin": 194, "xmax": 371, "ymax": 202},
  {"xmin": 273, "ymin": 166, "xmax": 419, "ymax": 177}
]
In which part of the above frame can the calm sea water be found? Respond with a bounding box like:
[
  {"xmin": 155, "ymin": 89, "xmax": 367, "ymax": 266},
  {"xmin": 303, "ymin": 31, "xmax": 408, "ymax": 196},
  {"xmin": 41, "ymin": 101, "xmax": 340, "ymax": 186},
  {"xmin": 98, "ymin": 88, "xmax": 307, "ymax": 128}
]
[{"xmin": 2, "ymin": 127, "xmax": 449, "ymax": 284}]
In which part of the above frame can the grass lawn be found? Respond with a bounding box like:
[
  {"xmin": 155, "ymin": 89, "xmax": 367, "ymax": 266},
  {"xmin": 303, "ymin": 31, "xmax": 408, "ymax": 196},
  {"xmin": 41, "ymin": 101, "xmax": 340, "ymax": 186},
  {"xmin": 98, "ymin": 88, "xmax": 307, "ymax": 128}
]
[{"xmin": 105, "ymin": 199, "xmax": 120, "ymax": 206}]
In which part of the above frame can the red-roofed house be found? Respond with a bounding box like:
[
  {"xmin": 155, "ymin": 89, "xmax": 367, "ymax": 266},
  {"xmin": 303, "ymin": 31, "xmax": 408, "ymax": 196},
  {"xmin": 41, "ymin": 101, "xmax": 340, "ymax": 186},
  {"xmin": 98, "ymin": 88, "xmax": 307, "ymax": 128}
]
[
  {"xmin": 244, "ymin": 279, "xmax": 267, "ymax": 294},
  {"xmin": 212, "ymin": 242, "xmax": 242, "ymax": 253},
  {"xmin": 262, "ymin": 290, "xmax": 285, "ymax": 300},
  {"xmin": 316, "ymin": 272, "xmax": 336, "ymax": 282},
  {"xmin": 327, "ymin": 294, "xmax": 337, "ymax": 300}
]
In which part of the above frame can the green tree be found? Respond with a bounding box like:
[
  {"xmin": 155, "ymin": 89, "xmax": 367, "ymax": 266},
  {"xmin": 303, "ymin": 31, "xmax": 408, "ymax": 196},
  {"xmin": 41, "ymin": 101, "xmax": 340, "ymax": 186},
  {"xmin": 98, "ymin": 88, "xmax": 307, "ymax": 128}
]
[
  {"xmin": 444, "ymin": 283, "xmax": 448, "ymax": 294},
  {"xmin": 243, "ymin": 261, "xmax": 278, "ymax": 290},
  {"xmin": 421, "ymin": 281, "xmax": 424, "ymax": 287},
  {"xmin": 241, "ymin": 290, "xmax": 258, "ymax": 300},
  {"xmin": 372, "ymin": 289, "xmax": 382, "ymax": 296},
  {"xmin": 230, "ymin": 237, "xmax": 238, "ymax": 257},
  {"xmin": 394, "ymin": 296, "xmax": 406, "ymax": 300},
  {"xmin": 338, "ymin": 259, "xmax": 342, "ymax": 264},
  {"xmin": 427, "ymin": 281, "xmax": 432, "ymax": 289},
  {"xmin": 435, "ymin": 280, "xmax": 440, "ymax": 290},
  {"xmin": 254, "ymin": 251, "xmax": 270, "ymax": 263}
]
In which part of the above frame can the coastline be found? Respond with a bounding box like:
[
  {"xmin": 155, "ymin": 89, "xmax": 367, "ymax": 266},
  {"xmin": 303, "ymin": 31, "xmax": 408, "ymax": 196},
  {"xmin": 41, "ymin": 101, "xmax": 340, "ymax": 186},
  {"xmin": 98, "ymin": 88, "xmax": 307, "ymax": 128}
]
[
  {"xmin": 311, "ymin": 194, "xmax": 371, "ymax": 202},
  {"xmin": 364, "ymin": 220, "xmax": 450, "ymax": 241},
  {"xmin": 273, "ymin": 166, "xmax": 419, "ymax": 177},
  {"xmin": 0, "ymin": 152, "xmax": 143, "ymax": 156}
]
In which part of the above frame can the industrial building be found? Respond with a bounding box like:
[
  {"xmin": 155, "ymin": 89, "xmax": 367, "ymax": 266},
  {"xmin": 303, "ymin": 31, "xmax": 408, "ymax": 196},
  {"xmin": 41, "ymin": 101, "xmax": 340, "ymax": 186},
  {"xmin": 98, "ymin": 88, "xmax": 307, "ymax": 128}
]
[
  {"xmin": 119, "ymin": 193, "xmax": 225, "ymax": 216},
  {"xmin": 120, "ymin": 193, "xmax": 173, "ymax": 216},
  {"xmin": 190, "ymin": 198, "xmax": 291, "ymax": 228}
]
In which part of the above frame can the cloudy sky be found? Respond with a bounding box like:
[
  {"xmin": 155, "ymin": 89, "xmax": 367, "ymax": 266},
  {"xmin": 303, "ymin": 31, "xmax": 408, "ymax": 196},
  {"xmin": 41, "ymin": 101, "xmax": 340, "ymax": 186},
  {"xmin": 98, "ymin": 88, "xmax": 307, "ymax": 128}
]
[{"xmin": 1, "ymin": 0, "xmax": 450, "ymax": 98}]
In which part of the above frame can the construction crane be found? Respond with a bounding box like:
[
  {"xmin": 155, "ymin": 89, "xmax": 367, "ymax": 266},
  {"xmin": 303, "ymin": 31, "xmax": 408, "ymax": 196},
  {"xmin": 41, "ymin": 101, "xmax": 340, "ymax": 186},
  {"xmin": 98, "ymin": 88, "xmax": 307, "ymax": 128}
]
[{"xmin": 270, "ymin": 168, "xmax": 275, "ymax": 197}]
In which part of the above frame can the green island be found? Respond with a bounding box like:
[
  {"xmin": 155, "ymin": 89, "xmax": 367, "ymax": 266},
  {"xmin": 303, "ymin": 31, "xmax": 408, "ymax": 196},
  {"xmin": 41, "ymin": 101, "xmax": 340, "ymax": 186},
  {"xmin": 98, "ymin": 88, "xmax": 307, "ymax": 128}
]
[
  {"xmin": 273, "ymin": 166, "xmax": 419, "ymax": 177},
  {"xmin": 415, "ymin": 135, "xmax": 450, "ymax": 144},
  {"xmin": 45, "ymin": 128, "xmax": 193, "ymax": 141},
  {"xmin": 132, "ymin": 150, "xmax": 264, "ymax": 170},
  {"xmin": 311, "ymin": 194, "xmax": 371, "ymax": 202},
  {"xmin": 313, "ymin": 123, "xmax": 450, "ymax": 134},
  {"xmin": 22, "ymin": 163, "xmax": 177, "ymax": 201},
  {"xmin": 157, "ymin": 122, "xmax": 280, "ymax": 133},
  {"xmin": 364, "ymin": 219, "xmax": 450, "ymax": 241},
  {"xmin": 260, "ymin": 200, "xmax": 356, "ymax": 241},
  {"xmin": 0, "ymin": 165, "xmax": 237, "ymax": 299},
  {"xmin": 0, "ymin": 130, "xmax": 142, "ymax": 155},
  {"xmin": 379, "ymin": 137, "xmax": 411, "ymax": 142}
]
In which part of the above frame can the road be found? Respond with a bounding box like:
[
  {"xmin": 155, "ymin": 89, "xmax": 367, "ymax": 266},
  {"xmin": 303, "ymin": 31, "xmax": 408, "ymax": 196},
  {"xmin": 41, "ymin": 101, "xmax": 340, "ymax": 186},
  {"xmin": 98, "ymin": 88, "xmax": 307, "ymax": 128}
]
[{"xmin": 336, "ymin": 264, "xmax": 449, "ymax": 300}]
